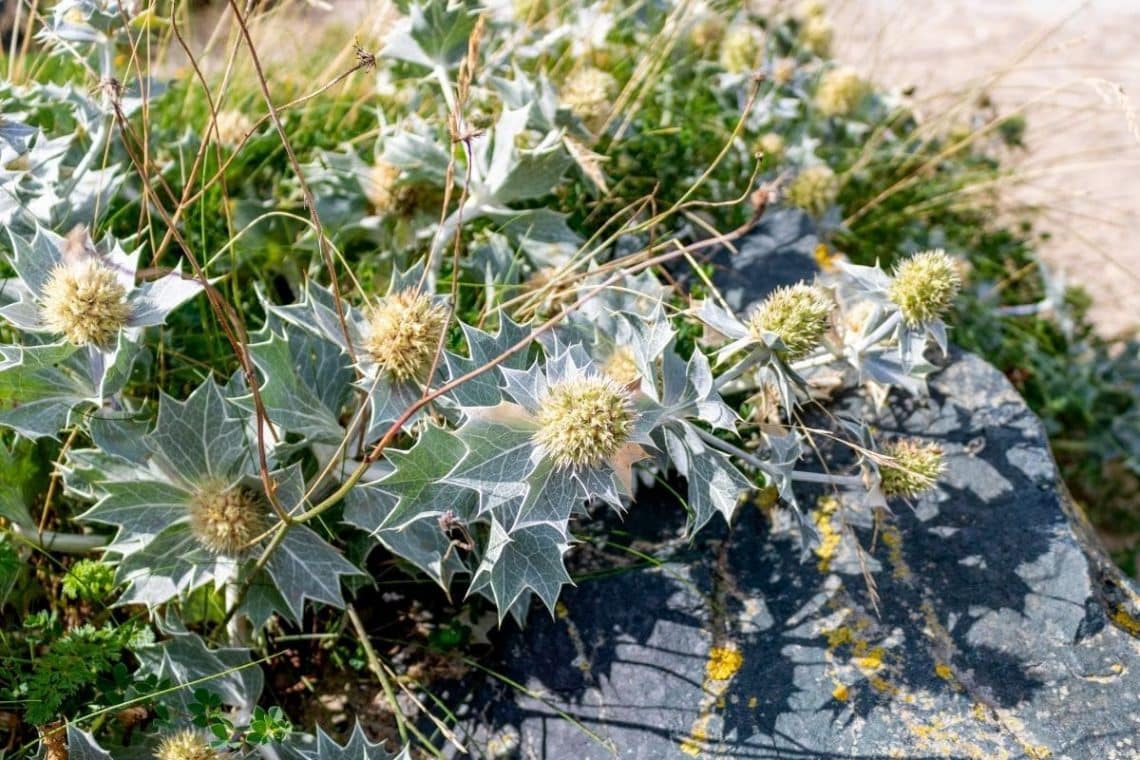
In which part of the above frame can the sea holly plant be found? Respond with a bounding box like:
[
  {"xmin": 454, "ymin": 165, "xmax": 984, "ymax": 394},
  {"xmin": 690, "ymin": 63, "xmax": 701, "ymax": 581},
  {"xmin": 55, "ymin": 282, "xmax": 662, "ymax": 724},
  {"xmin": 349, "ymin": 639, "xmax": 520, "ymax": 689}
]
[{"xmin": 0, "ymin": 0, "xmax": 991, "ymax": 755}]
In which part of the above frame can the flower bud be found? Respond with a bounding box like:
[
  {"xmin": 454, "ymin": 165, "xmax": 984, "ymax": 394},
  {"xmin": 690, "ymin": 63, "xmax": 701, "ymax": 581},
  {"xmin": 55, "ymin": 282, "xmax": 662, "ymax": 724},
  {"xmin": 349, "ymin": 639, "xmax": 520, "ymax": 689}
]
[
  {"xmin": 887, "ymin": 249, "xmax": 962, "ymax": 326},
  {"xmin": 799, "ymin": 15, "xmax": 833, "ymax": 55},
  {"xmin": 879, "ymin": 439, "xmax": 944, "ymax": 498},
  {"xmin": 784, "ymin": 165, "xmax": 839, "ymax": 217},
  {"xmin": 40, "ymin": 259, "xmax": 132, "ymax": 348},
  {"xmin": 188, "ymin": 482, "xmax": 266, "ymax": 556},
  {"xmin": 363, "ymin": 290, "xmax": 448, "ymax": 383},
  {"xmin": 756, "ymin": 132, "xmax": 785, "ymax": 162},
  {"xmin": 748, "ymin": 283, "xmax": 831, "ymax": 360},
  {"xmin": 603, "ymin": 346, "xmax": 641, "ymax": 387},
  {"xmin": 535, "ymin": 376, "xmax": 634, "ymax": 470}
]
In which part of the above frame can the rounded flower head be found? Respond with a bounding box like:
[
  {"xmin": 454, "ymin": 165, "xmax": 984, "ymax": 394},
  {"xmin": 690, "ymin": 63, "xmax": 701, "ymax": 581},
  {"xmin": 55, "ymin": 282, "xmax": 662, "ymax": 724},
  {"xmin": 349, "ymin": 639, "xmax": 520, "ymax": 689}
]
[
  {"xmin": 799, "ymin": 15, "xmax": 833, "ymax": 55},
  {"xmin": 364, "ymin": 161, "xmax": 401, "ymax": 214},
  {"xmin": 756, "ymin": 132, "xmax": 785, "ymax": 162},
  {"xmin": 188, "ymin": 482, "xmax": 266, "ymax": 556},
  {"xmin": 602, "ymin": 346, "xmax": 641, "ymax": 387},
  {"xmin": 719, "ymin": 26, "xmax": 761, "ymax": 74},
  {"xmin": 880, "ymin": 439, "xmax": 944, "ymax": 498},
  {"xmin": 214, "ymin": 110, "xmax": 253, "ymax": 147},
  {"xmin": 155, "ymin": 730, "xmax": 223, "ymax": 760},
  {"xmin": 562, "ymin": 66, "xmax": 616, "ymax": 126},
  {"xmin": 888, "ymin": 249, "xmax": 962, "ymax": 326},
  {"xmin": 784, "ymin": 164, "xmax": 839, "ymax": 217},
  {"xmin": 690, "ymin": 15, "xmax": 725, "ymax": 50},
  {"xmin": 815, "ymin": 67, "xmax": 866, "ymax": 117},
  {"xmin": 363, "ymin": 290, "xmax": 448, "ymax": 383},
  {"xmin": 771, "ymin": 57, "xmax": 797, "ymax": 86},
  {"xmin": 535, "ymin": 375, "xmax": 634, "ymax": 470},
  {"xmin": 40, "ymin": 259, "xmax": 132, "ymax": 348},
  {"xmin": 748, "ymin": 283, "xmax": 832, "ymax": 360}
]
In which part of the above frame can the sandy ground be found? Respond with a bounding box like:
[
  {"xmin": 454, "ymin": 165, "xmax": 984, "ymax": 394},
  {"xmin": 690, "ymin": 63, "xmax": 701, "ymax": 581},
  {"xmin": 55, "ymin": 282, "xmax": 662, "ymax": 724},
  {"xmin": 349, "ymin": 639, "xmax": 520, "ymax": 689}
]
[{"xmin": 828, "ymin": 0, "xmax": 1140, "ymax": 334}]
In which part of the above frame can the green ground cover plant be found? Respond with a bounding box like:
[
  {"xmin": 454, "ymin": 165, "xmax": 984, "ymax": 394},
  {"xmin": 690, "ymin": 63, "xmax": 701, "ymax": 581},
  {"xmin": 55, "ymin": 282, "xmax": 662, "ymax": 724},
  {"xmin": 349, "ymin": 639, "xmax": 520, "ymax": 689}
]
[{"xmin": 1, "ymin": 0, "xmax": 1137, "ymax": 755}]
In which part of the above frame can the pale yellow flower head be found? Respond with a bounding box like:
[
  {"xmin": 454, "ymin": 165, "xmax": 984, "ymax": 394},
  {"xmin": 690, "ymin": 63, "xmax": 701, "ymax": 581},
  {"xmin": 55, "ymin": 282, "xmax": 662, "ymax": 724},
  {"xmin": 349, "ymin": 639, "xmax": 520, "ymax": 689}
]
[
  {"xmin": 188, "ymin": 482, "xmax": 266, "ymax": 556},
  {"xmin": 816, "ymin": 67, "xmax": 867, "ymax": 117},
  {"xmin": 364, "ymin": 290, "xmax": 448, "ymax": 383},
  {"xmin": 784, "ymin": 165, "xmax": 840, "ymax": 217},
  {"xmin": 535, "ymin": 375, "xmax": 634, "ymax": 470},
  {"xmin": 40, "ymin": 259, "xmax": 132, "ymax": 348}
]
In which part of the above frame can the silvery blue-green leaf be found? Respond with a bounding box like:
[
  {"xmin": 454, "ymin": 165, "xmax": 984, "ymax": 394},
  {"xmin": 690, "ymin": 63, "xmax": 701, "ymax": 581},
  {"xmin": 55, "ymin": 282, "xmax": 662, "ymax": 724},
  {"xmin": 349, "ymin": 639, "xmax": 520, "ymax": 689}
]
[
  {"xmin": 264, "ymin": 281, "xmax": 363, "ymax": 353},
  {"xmin": 447, "ymin": 409, "xmax": 539, "ymax": 514},
  {"xmin": 243, "ymin": 327, "xmax": 352, "ymax": 443},
  {"xmin": 0, "ymin": 359, "xmax": 91, "ymax": 439},
  {"xmin": 115, "ymin": 525, "xmax": 232, "ymax": 607},
  {"xmin": 507, "ymin": 459, "xmax": 586, "ymax": 534},
  {"xmin": 5, "ymin": 224, "xmax": 65, "ymax": 295},
  {"xmin": 661, "ymin": 421, "xmax": 751, "ymax": 534},
  {"xmin": 482, "ymin": 106, "xmax": 570, "ymax": 204},
  {"xmin": 490, "ymin": 70, "xmax": 562, "ymax": 131},
  {"xmin": 135, "ymin": 630, "xmax": 263, "ymax": 718},
  {"xmin": 0, "ymin": 341, "xmax": 77, "ymax": 372},
  {"xmin": 658, "ymin": 346, "xmax": 737, "ymax": 430},
  {"xmin": 127, "ymin": 267, "xmax": 203, "ymax": 328},
  {"xmin": 836, "ymin": 260, "xmax": 891, "ymax": 300},
  {"xmin": 695, "ymin": 299, "xmax": 749, "ymax": 341},
  {"xmin": 238, "ymin": 573, "xmax": 293, "ymax": 630},
  {"xmin": 65, "ymin": 726, "xmax": 112, "ymax": 760},
  {"xmin": 148, "ymin": 377, "xmax": 252, "ymax": 487},
  {"xmin": 344, "ymin": 480, "xmax": 471, "ymax": 589},
  {"xmin": 265, "ymin": 525, "xmax": 361, "ymax": 623},
  {"xmin": 443, "ymin": 312, "xmax": 531, "ymax": 407},
  {"xmin": 381, "ymin": 125, "xmax": 452, "ymax": 186},
  {"xmin": 381, "ymin": 0, "xmax": 477, "ymax": 71},
  {"xmin": 0, "ymin": 118, "xmax": 35, "ymax": 155},
  {"xmin": 469, "ymin": 517, "xmax": 572, "ymax": 624},
  {"xmin": 89, "ymin": 410, "xmax": 151, "ymax": 462},
  {"xmin": 309, "ymin": 722, "xmax": 413, "ymax": 759},
  {"xmin": 485, "ymin": 207, "xmax": 580, "ymax": 267},
  {"xmin": 362, "ymin": 375, "xmax": 423, "ymax": 443},
  {"xmin": 861, "ymin": 350, "xmax": 932, "ymax": 397},
  {"xmin": 62, "ymin": 447, "xmax": 158, "ymax": 501},
  {"xmin": 81, "ymin": 480, "xmax": 191, "ymax": 551}
]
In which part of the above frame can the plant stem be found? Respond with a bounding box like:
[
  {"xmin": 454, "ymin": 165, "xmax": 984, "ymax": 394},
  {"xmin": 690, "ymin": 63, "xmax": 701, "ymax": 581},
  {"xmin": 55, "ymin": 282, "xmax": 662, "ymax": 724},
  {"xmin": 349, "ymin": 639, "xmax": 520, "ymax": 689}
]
[
  {"xmin": 790, "ymin": 470, "xmax": 865, "ymax": 487},
  {"xmin": 692, "ymin": 426, "xmax": 770, "ymax": 471},
  {"xmin": 346, "ymin": 604, "xmax": 410, "ymax": 746},
  {"xmin": 713, "ymin": 348, "xmax": 763, "ymax": 391},
  {"xmin": 6, "ymin": 524, "xmax": 107, "ymax": 554}
]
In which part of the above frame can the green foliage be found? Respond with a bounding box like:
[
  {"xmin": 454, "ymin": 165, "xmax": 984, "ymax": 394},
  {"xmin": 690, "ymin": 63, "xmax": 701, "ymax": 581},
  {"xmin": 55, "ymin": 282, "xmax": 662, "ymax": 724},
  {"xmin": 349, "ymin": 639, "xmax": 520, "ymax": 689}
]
[{"xmin": 61, "ymin": 559, "xmax": 117, "ymax": 603}]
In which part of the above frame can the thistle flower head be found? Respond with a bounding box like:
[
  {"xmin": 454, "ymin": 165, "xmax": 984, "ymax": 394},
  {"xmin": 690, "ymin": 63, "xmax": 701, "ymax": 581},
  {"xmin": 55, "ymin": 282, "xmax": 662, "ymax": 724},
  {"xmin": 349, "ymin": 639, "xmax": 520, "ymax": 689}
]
[
  {"xmin": 796, "ymin": 0, "xmax": 827, "ymax": 19},
  {"xmin": 364, "ymin": 161, "xmax": 401, "ymax": 214},
  {"xmin": 603, "ymin": 346, "xmax": 641, "ymax": 386},
  {"xmin": 879, "ymin": 439, "xmax": 944, "ymax": 498},
  {"xmin": 690, "ymin": 15, "xmax": 725, "ymax": 49},
  {"xmin": 799, "ymin": 15, "xmax": 833, "ymax": 55},
  {"xmin": 756, "ymin": 132, "xmax": 785, "ymax": 161},
  {"xmin": 815, "ymin": 67, "xmax": 866, "ymax": 117},
  {"xmin": 40, "ymin": 259, "xmax": 132, "ymax": 348},
  {"xmin": 887, "ymin": 249, "xmax": 962, "ymax": 326},
  {"xmin": 562, "ymin": 66, "xmax": 616, "ymax": 126},
  {"xmin": 188, "ymin": 482, "xmax": 266, "ymax": 556},
  {"xmin": 719, "ymin": 26, "xmax": 761, "ymax": 74},
  {"xmin": 214, "ymin": 110, "xmax": 253, "ymax": 147},
  {"xmin": 772, "ymin": 57, "xmax": 797, "ymax": 86},
  {"xmin": 784, "ymin": 164, "xmax": 839, "ymax": 217},
  {"xmin": 154, "ymin": 730, "xmax": 223, "ymax": 760},
  {"xmin": 534, "ymin": 375, "xmax": 634, "ymax": 470},
  {"xmin": 363, "ymin": 290, "xmax": 448, "ymax": 383},
  {"xmin": 748, "ymin": 283, "xmax": 832, "ymax": 360}
]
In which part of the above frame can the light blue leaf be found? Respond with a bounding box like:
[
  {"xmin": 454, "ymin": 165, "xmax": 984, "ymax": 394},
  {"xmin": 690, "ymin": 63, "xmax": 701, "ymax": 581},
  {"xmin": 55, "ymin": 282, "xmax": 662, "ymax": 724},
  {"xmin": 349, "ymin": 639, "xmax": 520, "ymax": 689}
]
[
  {"xmin": 265, "ymin": 524, "xmax": 361, "ymax": 622},
  {"xmin": 309, "ymin": 722, "xmax": 413, "ymax": 759},
  {"xmin": 448, "ymin": 410, "xmax": 538, "ymax": 514},
  {"xmin": 135, "ymin": 630, "xmax": 263, "ymax": 717},
  {"xmin": 469, "ymin": 518, "xmax": 573, "ymax": 624},
  {"xmin": 64, "ymin": 726, "xmax": 112, "ymax": 760},
  {"xmin": 148, "ymin": 377, "xmax": 251, "ymax": 486}
]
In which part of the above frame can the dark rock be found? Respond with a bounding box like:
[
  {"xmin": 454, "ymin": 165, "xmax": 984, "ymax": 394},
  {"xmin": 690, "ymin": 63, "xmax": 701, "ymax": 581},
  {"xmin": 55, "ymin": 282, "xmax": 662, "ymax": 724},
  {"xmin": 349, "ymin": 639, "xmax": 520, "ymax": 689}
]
[{"xmin": 453, "ymin": 215, "xmax": 1140, "ymax": 759}]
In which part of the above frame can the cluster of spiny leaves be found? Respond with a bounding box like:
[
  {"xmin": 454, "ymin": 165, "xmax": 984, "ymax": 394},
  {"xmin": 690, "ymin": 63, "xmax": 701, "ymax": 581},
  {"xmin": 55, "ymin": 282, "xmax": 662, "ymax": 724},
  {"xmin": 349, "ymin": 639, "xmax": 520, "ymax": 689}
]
[{"xmin": 0, "ymin": 0, "xmax": 989, "ymax": 756}]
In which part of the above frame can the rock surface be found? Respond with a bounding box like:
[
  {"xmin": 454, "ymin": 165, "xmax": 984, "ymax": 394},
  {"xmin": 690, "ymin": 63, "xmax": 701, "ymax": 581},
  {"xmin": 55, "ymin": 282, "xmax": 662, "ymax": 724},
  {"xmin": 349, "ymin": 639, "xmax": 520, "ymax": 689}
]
[{"xmin": 455, "ymin": 215, "xmax": 1140, "ymax": 759}]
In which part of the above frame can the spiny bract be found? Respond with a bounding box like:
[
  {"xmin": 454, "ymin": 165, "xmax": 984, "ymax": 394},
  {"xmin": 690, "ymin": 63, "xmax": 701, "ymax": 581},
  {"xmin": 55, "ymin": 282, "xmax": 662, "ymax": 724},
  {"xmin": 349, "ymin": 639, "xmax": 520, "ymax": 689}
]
[
  {"xmin": 880, "ymin": 439, "xmax": 945, "ymax": 498},
  {"xmin": 535, "ymin": 375, "xmax": 634, "ymax": 470},
  {"xmin": 363, "ymin": 290, "xmax": 448, "ymax": 383},
  {"xmin": 188, "ymin": 483, "xmax": 266, "ymax": 556},
  {"xmin": 748, "ymin": 283, "xmax": 832, "ymax": 360},
  {"xmin": 40, "ymin": 259, "xmax": 132, "ymax": 348},
  {"xmin": 887, "ymin": 249, "xmax": 962, "ymax": 326}
]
